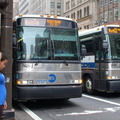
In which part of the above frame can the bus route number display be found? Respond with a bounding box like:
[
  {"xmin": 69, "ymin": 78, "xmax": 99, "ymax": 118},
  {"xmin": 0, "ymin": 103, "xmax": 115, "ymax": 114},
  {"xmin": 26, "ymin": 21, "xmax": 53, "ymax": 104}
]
[
  {"xmin": 20, "ymin": 18, "xmax": 75, "ymax": 28},
  {"xmin": 108, "ymin": 27, "xmax": 120, "ymax": 34},
  {"xmin": 47, "ymin": 19, "xmax": 61, "ymax": 26},
  {"xmin": 23, "ymin": 18, "xmax": 62, "ymax": 27}
]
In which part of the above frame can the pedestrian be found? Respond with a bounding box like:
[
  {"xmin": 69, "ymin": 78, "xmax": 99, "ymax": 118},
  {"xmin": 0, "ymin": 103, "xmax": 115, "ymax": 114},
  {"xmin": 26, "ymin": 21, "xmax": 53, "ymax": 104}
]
[{"xmin": 0, "ymin": 52, "xmax": 8, "ymax": 120}]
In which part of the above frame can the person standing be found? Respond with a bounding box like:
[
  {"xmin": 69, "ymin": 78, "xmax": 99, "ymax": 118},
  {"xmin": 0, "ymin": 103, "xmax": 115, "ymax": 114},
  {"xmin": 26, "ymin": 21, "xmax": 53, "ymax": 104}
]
[{"xmin": 0, "ymin": 52, "xmax": 8, "ymax": 120}]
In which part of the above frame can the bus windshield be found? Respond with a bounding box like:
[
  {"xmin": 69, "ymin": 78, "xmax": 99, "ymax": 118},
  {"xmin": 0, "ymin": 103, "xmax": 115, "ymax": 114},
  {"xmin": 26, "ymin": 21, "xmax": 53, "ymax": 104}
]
[
  {"xmin": 17, "ymin": 26, "xmax": 78, "ymax": 60},
  {"xmin": 109, "ymin": 34, "xmax": 120, "ymax": 60}
]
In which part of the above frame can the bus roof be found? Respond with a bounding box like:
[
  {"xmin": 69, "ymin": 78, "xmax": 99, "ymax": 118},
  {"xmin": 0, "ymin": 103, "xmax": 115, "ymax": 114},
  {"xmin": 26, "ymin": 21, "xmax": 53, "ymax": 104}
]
[
  {"xmin": 13, "ymin": 14, "xmax": 76, "ymax": 22},
  {"xmin": 79, "ymin": 24, "xmax": 120, "ymax": 37}
]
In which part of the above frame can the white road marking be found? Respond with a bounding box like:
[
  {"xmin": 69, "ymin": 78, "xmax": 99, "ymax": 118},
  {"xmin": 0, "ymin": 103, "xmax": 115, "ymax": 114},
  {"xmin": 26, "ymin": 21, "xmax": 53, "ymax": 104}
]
[
  {"xmin": 56, "ymin": 107, "xmax": 120, "ymax": 116},
  {"xmin": 83, "ymin": 94, "xmax": 120, "ymax": 106},
  {"xmin": 56, "ymin": 94, "xmax": 120, "ymax": 117},
  {"xmin": 18, "ymin": 103, "xmax": 42, "ymax": 120}
]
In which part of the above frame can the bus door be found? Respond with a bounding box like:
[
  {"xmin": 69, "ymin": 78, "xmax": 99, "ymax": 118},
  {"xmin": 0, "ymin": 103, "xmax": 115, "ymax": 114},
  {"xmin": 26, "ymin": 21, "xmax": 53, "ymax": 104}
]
[{"xmin": 94, "ymin": 36, "xmax": 104, "ymax": 91}]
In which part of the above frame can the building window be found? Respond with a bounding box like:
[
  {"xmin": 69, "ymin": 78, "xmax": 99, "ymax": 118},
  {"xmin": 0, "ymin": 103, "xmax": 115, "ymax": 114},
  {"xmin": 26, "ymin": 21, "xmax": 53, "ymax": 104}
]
[
  {"xmin": 104, "ymin": 0, "xmax": 108, "ymax": 5},
  {"xmin": 109, "ymin": 10, "xmax": 113, "ymax": 22},
  {"xmin": 51, "ymin": 2, "xmax": 55, "ymax": 8},
  {"xmin": 87, "ymin": 25, "xmax": 89, "ymax": 29},
  {"xmin": 77, "ymin": 0, "xmax": 82, "ymax": 4},
  {"xmin": 109, "ymin": 0, "xmax": 112, "ymax": 4},
  {"xmin": 87, "ymin": 6, "xmax": 89, "ymax": 16},
  {"xmin": 100, "ymin": 0, "xmax": 103, "ymax": 7},
  {"xmin": 84, "ymin": 7, "xmax": 86, "ymax": 17},
  {"xmin": 114, "ymin": 8, "xmax": 118, "ymax": 21},
  {"xmin": 66, "ymin": 1, "xmax": 70, "ymax": 11},
  {"xmin": 71, "ymin": 12, "xmax": 75, "ymax": 19},
  {"xmin": 79, "ymin": 27, "xmax": 82, "ymax": 30},
  {"xmin": 57, "ymin": 11, "xmax": 61, "ymax": 16},
  {"xmin": 104, "ymin": 11, "xmax": 108, "ymax": 23},
  {"xmin": 57, "ymin": 3, "xmax": 61, "ymax": 8},
  {"xmin": 71, "ymin": 0, "xmax": 75, "ymax": 8},
  {"xmin": 50, "ymin": 11, "xmax": 54, "ymax": 15},
  {"xmin": 77, "ymin": 10, "xmax": 80, "ymax": 19},
  {"xmin": 80, "ymin": 9, "xmax": 82, "ymax": 19},
  {"xmin": 114, "ymin": 0, "xmax": 118, "ymax": 2}
]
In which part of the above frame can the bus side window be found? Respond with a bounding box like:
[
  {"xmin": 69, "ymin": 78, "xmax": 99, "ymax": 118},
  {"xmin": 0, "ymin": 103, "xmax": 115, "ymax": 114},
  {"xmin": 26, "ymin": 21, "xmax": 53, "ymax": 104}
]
[
  {"xmin": 81, "ymin": 40, "xmax": 93, "ymax": 55},
  {"xmin": 95, "ymin": 40, "xmax": 99, "ymax": 61}
]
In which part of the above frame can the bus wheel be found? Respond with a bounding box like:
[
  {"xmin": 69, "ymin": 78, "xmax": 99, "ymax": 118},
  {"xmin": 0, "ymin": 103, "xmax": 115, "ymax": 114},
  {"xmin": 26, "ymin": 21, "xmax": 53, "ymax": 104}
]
[{"xmin": 85, "ymin": 76, "xmax": 94, "ymax": 94}]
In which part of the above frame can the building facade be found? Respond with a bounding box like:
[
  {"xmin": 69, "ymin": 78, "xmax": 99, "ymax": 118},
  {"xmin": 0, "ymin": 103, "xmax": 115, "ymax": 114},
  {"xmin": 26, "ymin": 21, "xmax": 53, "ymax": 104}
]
[
  {"xmin": 64, "ymin": 0, "xmax": 98, "ymax": 31},
  {"xmin": 19, "ymin": 0, "xmax": 29, "ymax": 15},
  {"xmin": 17, "ymin": 0, "xmax": 64, "ymax": 16},
  {"xmin": 64, "ymin": 0, "xmax": 120, "ymax": 31},
  {"xmin": 13, "ymin": 0, "xmax": 19, "ymax": 17},
  {"xmin": 96, "ymin": 0, "xmax": 119, "ymax": 26}
]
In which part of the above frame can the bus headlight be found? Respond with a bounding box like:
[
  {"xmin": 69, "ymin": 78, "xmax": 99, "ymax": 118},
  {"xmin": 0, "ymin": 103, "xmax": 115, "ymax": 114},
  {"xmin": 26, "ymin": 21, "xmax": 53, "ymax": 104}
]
[
  {"xmin": 74, "ymin": 79, "xmax": 82, "ymax": 84},
  {"xmin": 22, "ymin": 81, "xmax": 27, "ymax": 84},
  {"xmin": 107, "ymin": 76, "xmax": 120, "ymax": 79}
]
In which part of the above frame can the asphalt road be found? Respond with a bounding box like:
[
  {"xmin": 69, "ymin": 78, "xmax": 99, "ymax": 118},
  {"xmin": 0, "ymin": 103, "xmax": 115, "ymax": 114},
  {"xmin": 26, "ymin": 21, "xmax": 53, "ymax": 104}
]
[{"xmin": 13, "ymin": 92, "xmax": 120, "ymax": 120}]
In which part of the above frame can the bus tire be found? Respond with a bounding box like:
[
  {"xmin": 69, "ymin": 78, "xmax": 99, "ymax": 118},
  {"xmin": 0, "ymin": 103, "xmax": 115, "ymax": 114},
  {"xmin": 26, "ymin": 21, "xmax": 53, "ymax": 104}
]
[{"xmin": 85, "ymin": 76, "xmax": 94, "ymax": 94}]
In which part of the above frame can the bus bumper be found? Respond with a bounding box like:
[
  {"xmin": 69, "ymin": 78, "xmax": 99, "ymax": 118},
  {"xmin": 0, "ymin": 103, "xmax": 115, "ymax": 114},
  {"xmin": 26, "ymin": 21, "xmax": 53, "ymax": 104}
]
[
  {"xmin": 107, "ymin": 80, "xmax": 120, "ymax": 92},
  {"xmin": 14, "ymin": 85, "xmax": 82, "ymax": 100}
]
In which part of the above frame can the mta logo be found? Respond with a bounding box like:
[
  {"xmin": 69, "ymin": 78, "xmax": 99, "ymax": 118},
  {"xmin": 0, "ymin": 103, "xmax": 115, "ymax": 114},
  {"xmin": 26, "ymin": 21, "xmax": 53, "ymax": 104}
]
[{"xmin": 49, "ymin": 74, "xmax": 56, "ymax": 83}]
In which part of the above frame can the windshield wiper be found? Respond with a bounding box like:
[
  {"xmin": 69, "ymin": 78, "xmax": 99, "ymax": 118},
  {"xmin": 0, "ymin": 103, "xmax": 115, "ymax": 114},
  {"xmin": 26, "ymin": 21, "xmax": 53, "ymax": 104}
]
[{"xmin": 35, "ymin": 58, "xmax": 40, "ymax": 66}]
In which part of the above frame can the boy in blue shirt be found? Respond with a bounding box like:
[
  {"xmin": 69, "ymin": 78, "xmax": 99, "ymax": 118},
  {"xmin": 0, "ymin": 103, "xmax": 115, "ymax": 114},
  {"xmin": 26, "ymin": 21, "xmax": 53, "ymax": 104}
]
[{"xmin": 0, "ymin": 52, "xmax": 8, "ymax": 120}]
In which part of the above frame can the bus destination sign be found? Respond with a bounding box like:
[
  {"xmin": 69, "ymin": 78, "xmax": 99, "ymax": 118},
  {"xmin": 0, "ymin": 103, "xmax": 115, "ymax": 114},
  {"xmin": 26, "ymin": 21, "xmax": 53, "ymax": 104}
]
[
  {"xmin": 23, "ymin": 18, "xmax": 62, "ymax": 27},
  {"xmin": 47, "ymin": 19, "xmax": 61, "ymax": 26},
  {"xmin": 20, "ymin": 18, "xmax": 75, "ymax": 28},
  {"xmin": 108, "ymin": 27, "xmax": 120, "ymax": 34},
  {"xmin": 24, "ymin": 19, "xmax": 40, "ymax": 26}
]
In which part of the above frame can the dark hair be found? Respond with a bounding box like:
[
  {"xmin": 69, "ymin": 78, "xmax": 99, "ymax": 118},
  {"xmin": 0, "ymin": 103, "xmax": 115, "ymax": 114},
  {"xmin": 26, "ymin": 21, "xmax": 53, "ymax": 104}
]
[{"xmin": 1, "ymin": 53, "xmax": 8, "ymax": 61}]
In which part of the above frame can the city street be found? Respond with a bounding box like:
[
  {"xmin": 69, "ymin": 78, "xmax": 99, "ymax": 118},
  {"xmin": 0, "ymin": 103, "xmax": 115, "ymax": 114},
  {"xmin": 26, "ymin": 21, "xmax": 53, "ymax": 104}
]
[{"xmin": 13, "ymin": 92, "xmax": 120, "ymax": 120}]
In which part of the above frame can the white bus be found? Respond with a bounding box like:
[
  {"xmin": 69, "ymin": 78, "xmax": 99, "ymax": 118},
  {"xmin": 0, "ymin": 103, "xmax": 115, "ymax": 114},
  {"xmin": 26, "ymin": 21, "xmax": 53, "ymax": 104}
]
[
  {"xmin": 12, "ymin": 15, "xmax": 82, "ymax": 101},
  {"xmin": 79, "ymin": 25, "xmax": 120, "ymax": 94}
]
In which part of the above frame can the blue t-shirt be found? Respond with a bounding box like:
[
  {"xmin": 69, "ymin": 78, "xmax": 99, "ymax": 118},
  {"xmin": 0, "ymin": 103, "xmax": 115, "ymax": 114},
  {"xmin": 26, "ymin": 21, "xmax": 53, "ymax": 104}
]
[{"xmin": 0, "ymin": 73, "xmax": 6, "ymax": 105}]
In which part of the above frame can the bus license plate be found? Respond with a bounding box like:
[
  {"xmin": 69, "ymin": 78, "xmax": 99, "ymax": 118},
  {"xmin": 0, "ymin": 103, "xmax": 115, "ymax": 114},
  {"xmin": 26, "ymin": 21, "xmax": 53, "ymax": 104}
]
[{"xmin": 37, "ymin": 80, "xmax": 46, "ymax": 84}]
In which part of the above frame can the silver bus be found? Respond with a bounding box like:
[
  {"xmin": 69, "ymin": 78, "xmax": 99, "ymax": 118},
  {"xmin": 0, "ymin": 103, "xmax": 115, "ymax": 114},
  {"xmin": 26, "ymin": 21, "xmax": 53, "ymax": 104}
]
[
  {"xmin": 12, "ymin": 15, "xmax": 82, "ymax": 101},
  {"xmin": 79, "ymin": 25, "xmax": 120, "ymax": 94}
]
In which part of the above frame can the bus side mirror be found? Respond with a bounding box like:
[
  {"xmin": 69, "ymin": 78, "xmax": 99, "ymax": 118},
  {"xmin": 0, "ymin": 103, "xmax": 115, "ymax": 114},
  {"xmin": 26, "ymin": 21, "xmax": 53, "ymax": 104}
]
[
  {"xmin": 12, "ymin": 33, "xmax": 17, "ymax": 48},
  {"xmin": 103, "ymin": 40, "xmax": 108, "ymax": 49},
  {"xmin": 81, "ymin": 45, "xmax": 87, "ymax": 55}
]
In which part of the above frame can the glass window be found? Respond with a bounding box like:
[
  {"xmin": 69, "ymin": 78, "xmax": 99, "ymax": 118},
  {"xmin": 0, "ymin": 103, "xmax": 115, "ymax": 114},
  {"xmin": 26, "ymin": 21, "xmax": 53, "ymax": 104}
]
[
  {"xmin": 84, "ymin": 7, "xmax": 86, "ymax": 17},
  {"xmin": 104, "ymin": 11, "xmax": 108, "ymax": 23},
  {"xmin": 109, "ymin": 10, "xmax": 113, "ymax": 22},
  {"xmin": 80, "ymin": 9, "xmax": 82, "ymax": 19},
  {"xmin": 17, "ymin": 27, "xmax": 50, "ymax": 60},
  {"xmin": 114, "ymin": 8, "xmax": 118, "ymax": 21},
  {"xmin": 57, "ymin": 11, "xmax": 61, "ymax": 16},
  {"xmin": 57, "ymin": 3, "xmax": 61, "ymax": 8},
  {"xmin": 17, "ymin": 26, "xmax": 79, "ymax": 61},
  {"xmin": 87, "ymin": 6, "xmax": 89, "ymax": 16},
  {"xmin": 114, "ymin": 0, "xmax": 118, "ymax": 2},
  {"xmin": 100, "ymin": 0, "xmax": 103, "ymax": 7},
  {"xmin": 81, "ymin": 40, "xmax": 93, "ymax": 54},
  {"xmin": 50, "ymin": 28, "xmax": 78, "ymax": 60},
  {"xmin": 109, "ymin": 0, "xmax": 112, "ymax": 3},
  {"xmin": 50, "ymin": 11, "xmax": 54, "ymax": 15},
  {"xmin": 109, "ymin": 34, "xmax": 120, "ymax": 60},
  {"xmin": 51, "ymin": 2, "xmax": 55, "ymax": 8},
  {"xmin": 71, "ymin": 0, "xmax": 75, "ymax": 8},
  {"xmin": 77, "ymin": 10, "xmax": 80, "ymax": 19},
  {"xmin": 104, "ymin": 0, "xmax": 108, "ymax": 5}
]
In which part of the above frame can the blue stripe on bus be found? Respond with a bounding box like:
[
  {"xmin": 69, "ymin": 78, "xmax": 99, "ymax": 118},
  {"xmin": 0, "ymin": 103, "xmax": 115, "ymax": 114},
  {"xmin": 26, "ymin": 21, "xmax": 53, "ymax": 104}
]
[{"xmin": 81, "ymin": 62, "xmax": 95, "ymax": 69}]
